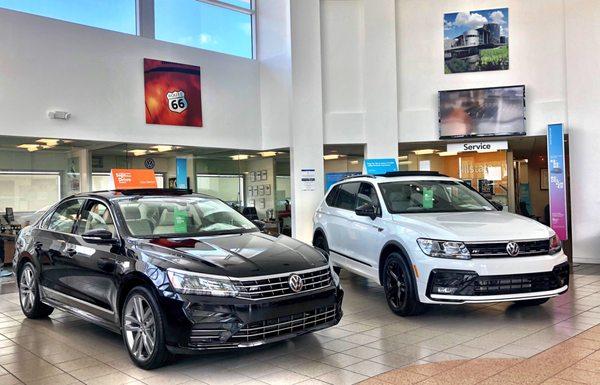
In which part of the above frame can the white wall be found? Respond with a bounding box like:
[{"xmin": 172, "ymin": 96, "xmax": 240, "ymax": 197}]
[
  {"xmin": 0, "ymin": 8, "xmax": 262, "ymax": 150},
  {"xmin": 565, "ymin": 0, "xmax": 600, "ymax": 264},
  {"xmin": 396, "ymin": 0, "xmax": 567, "ymax": 143}
]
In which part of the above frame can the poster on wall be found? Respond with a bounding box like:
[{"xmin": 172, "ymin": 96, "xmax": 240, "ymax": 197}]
[
  {"xmin": 144, "ymin": 58, "xmax": 203, "ymax": 127},
  {"xmin": 444, "ymin": 8, "xmax": 509, "ymax": 73},
  {"xmin": 547, "ymin": 123, "xmax": 568, "ymax": 240}
]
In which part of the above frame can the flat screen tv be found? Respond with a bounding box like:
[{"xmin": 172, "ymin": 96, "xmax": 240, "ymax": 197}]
[{"xmin": 439, "ymin": 85, "xmax": 526, "ymax": 139}]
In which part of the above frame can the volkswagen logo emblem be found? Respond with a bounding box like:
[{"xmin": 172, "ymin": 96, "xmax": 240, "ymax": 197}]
[
  {"xmin": 506, "ymin": 241, "xmax": 520, "ymax": 257},
  {"xmin": 288, "ymin": 274, "xmax": 304, "ymax": 293}
]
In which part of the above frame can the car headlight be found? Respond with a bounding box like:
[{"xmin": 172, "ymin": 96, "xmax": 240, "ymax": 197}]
[
  {"xmin": 167, "ymin": 268, "xmax": 238, "ymax": 297},
  {"xmin": 549, "ymin": 234, "xmax": 562, "ymax": 255},
  {"xmin": 417, "ymin": 238, "xmax": 471, "ymax": 260}
]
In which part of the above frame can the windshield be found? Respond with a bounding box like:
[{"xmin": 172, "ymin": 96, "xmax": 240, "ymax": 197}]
[
  {"xmin": 379, "ymin": 180, "xmax": 495, "ymax": 213},
  {"xmin": 115, "ymin": 196, "xmax": 257, "ymax": 238}
]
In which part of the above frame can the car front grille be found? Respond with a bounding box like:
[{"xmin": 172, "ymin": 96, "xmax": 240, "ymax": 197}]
[
  {"xmin": 428, "ymin": 262, "xmax": 570, "ymax": 298},
  {"xmin": 465, "ymin": 239, "xmax": 550, "ymax": 258},
  {"xmin": 232, "ymin": 266, "xmax": 332, "ymax": 300},
  {"xmin": 230, "ymin": 305, "xmax": 337, "ymax": 343}
]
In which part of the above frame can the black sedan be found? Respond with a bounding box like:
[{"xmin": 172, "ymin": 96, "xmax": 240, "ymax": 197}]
[{"xmin": 13, "ymin": 189, "xmax": 343, "ymax": 369}]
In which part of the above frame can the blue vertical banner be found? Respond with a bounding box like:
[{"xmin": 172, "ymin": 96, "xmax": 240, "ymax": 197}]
[
  {"xmin": 176, "ymin": 158, "xmax": 188, "ymax": 189},
  {"xmin": 547, "ymin": 123, "xmax": 568, "ymax": 240}
]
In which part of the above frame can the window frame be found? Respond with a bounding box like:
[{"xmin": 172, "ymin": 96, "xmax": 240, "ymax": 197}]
[
  {"xmin": 356, "ymin": 182, "xmax": 382, "ymax": 217},
  {"xmin": 331, "ymin": 182, "xmax": 360, "ymax": 212},
  {"xmin": 42, "ymin": 198, "xmax": 85, "ymax": 235}
]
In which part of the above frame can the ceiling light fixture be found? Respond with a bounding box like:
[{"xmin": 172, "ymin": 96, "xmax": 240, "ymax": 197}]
[
  {"xmin": 128, "ymin": 149, "xmax": 148, "ymax": 156},
  {"xmin": 398, "ymin": 155, "xmax": 409, "ymax": 161},
  {"xmin": 36, "ymin": 138, "xmax": 60, "ymax": 147},
  {"xmin": 258, "ymin": 151, "xmax": 278, "ymax": 157},
  {"xmin": 413, "ymin": 149, "xmax": 437, "ymax": 155},
  {"xmin": 438, "ymin": 151, "xmax": 458, "ymax": 157},
  {"xmin": 398, "ymin": 161, "xmax": 412, "ymax": 165},
  {"xmin": 230, "ymin": 154, "xmax": 250, "ymax": 161},
  {"xmin": 17, "ymin": 144, "xmax": 41, "ymax": 152},
  {"xmin": 323, "ymin": 154, "xmax": 341, "ymax": 160},
  {"xmin": 152, "ymin": 145, "xmax": 174, "ymax": 152}
]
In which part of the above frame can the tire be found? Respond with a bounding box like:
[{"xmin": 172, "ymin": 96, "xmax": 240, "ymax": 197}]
[
  {"xmin": 313, "ymin": 234, "xmax": 341, "ymax": 274},
  {"xmin": 514, "ymin": 298, "xmax": 550, "ymax": 306},
  {"xmin": 382, "ymin": 252, "xmax": 425, "ymax": 316},
  {"xmin": 18, "ymin": 262, "xmax": 54, "ymax": 318},
  {"xmin": 121, "ymin": 286, "xmax": 171, "ymax": 370}
]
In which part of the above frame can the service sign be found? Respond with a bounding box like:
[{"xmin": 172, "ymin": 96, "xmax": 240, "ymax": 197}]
[
  {"xmin": 144, "ymin": 58, "xmax": 203, "ymax": 127},
  {"xmin": 447, "ymin": 140, "xmax": 508, "ymax": 153},
  {"xmin": 111, "ymin": 169, "xmax": 157, "ymax": 190}
]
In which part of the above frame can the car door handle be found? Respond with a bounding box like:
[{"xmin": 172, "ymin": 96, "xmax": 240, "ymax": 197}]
[{"xmin": 97, "ymin": 258, "xmax": 116, "ymax": 273}]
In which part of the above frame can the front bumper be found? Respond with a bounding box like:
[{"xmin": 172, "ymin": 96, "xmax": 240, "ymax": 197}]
[
  {"xmin": 425, "ymin": 261, "xmax": 569, "ymax": 304},
  {"xmin": 161, "ymin": 284, "xmax": 344, "ymax": 353}
]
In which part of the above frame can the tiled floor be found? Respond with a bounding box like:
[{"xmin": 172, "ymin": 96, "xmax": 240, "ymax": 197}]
[{"xmin": 0, "ymin": 264, "xmax": 600, "ymax": 385}]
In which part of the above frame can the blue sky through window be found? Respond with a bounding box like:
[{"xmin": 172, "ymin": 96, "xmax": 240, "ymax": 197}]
[
  {"xmin": 444, "ymin": 8, "xmax": 509, "ymax": 41},
  {"xmin": 0, "ymin": 0, "xmax": 136, "ymax": 34},
  {"xmin": 155, "ymin": 0, "xmax": 252, "ymax": 59},
  {"xmin": 0, "ymin": 0, "xmax": 253, "ymax": 59}
]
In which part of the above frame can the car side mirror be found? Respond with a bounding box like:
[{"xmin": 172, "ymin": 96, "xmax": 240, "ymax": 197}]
[
  {"xmin": 355, "ymin": 203, "xmax": 378, "ymax": 220},
  {"xmin": 82, "ymin": 229, "xmax": 118, "ymax": 244},
  {"xmin": 490, "ymin": 201, "xmax": 504, "ymax": 211},
  {"xmin": 252, "ymin": 220, "xmax": 266, "ymax": 231}
]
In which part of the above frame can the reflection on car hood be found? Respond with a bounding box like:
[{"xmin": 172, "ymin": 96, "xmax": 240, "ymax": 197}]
[
  {"xmin": 134, "ymin": 232, "xmax": 328, "ymax": 278},
  {"xmin": 392, "ymin": 211, "xmax": 553, "ymax": 241}
]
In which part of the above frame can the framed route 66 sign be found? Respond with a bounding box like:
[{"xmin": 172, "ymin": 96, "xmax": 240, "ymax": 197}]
[{"xmin": 144, "ymin": 58, "xmax": 202, "ymax": 127}]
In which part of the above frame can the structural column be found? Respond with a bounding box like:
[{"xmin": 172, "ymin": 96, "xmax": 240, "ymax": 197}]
[
  {"xmin": 362, "ymin": 0, "xmax": 399, "ymax": 161},
  {"xmin": 289, "ymin": 0, "xmax": 324, "ymax": 242}
]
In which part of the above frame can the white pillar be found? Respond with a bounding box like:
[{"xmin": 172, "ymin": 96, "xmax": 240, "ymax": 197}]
[
  {"xmin": 289, "ymin": 0, "xmax": 324, "ymax": 243},
  {"xmin": 362, "ymin": 0, "xmax": 399, "ymax": 161}
]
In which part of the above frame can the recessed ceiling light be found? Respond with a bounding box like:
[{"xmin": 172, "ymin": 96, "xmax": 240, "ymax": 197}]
[
  {"xmin": 36, "ymin": 138, "xmax": 60, "ymax": 147},
  {"xmin": 17, "ymin": 144, "xmax": 41, "ymax": 152},
  {"xmin": 398, "ymin": 155, "xmax": 408, "ymax": 161},
  {"xmin": 231, "ymin": 154, "xmax": 250, "ymax": 160},
  {"xmin": 350, "ymin": 160, "xmax": 359, "ymax": 164},
  {"xmin": 398, "ymin": 160, "xmax": 412, "ymax": 165},
  {"xmin": 258, "ymin": 151, "xmax": 278, "ymax": 157},
  {"xmin": 127, "ymin": 149, "xmax": 148, "ymax": 156},
  {"xmin": 323, "ymin": 154, "xmax": 341, "ymax": 160},
  {"xmin": 438, "ymin": 151, "xmax": 457, "ymax": 157},
  {"xmin": 413, "ymin": 149, "xmax": 437, "ymax": 155},
  {"xmin": 152, "ymin": 145, "xmax": 174, "ymax": 152}
]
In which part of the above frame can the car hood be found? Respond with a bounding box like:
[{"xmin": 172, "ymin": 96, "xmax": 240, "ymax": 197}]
[
  {"xmin": 391, "ymin": 211, "xmax": 553, "ymax": 242},
  {"xmin": 133, "ymin": 232, "xmax": 328, "ymax": 278}
]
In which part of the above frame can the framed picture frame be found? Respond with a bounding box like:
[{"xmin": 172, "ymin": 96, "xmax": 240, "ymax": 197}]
[
  {"xmin": 258, "ymin": 185, "xmax": 265, "ymax": 196},
  {"xmin": 541, "ymin": 168, "xmax": 549, "ymax": 190},
  {"xmin": 249, "ymin": 172, "xmax": 256, "ymax": 182},
  {"xmin": 260, "ymin": 170, "xmax": 267, "ymax": 181},
  {"xmin": 265, "ymin": 185, "xmax": 272, "ymax": 195}
]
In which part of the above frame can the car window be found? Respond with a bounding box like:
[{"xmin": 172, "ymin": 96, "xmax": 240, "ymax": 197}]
[
  {"xmin": 356, "ymin": 183, "xmax": 381, "ymax": 213},
  {"xmin": 76, "ymin": 201, "xmax": 116, "ymax": 237},
  {"xmin": 46, "ymin": 199, "xmax": 84, "ymax": 233},
  {"xmin": 325, "ymin": 185, "xmax": 340, "ymax": 206},
  {"xmin": 334, "ymin": 182, "xmax": 360, "ymax": 211},
  {"xmin": 115, "ymin": 196, "xmax": 257, "ymax": 238}
]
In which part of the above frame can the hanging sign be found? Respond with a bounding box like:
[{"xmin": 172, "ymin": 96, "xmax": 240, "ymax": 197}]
[
  {"xmin": 111, "ymin": 169, "xmax": 157, "ymax": 190},
  {"xmin": 364, "ymin": 158, "xmax": 398, "ymax": 175},
  {"xmin": 547, "ymin": 123, "xmax": 568, "ymax": 240},
  {"xmin": 447, "ymin": 140, "xmax": 508, "ymax": 153}
]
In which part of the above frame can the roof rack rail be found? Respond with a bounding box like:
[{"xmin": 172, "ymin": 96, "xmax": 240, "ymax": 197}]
[
  {"xmin": 377, "ymin": 171, "xmax": 448, "ymax": 177},
  {"xmin": 342, "ymin": 174, "xmax": 375, "ymax": 181}
]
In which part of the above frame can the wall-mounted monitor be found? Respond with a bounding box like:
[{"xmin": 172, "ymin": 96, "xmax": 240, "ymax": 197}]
[{"xmin": 439, "ymin": 85, "xmax": 526, "ymax": 139}]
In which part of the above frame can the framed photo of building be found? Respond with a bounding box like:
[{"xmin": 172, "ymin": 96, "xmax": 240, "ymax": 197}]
[
  {"xmin": 444, "ymin": 8, "xmax": 509, "ymax": 73},
  {"xmin": 260, "ymin": 170, "xmax": 267, "ymax": 181},
  {"xmin": 249, "ymin": 172, "xmax": 256, "ymax": 182},
  {"xmin": 541, "ymin": 168, "xmax": 549, "ymax": 190},
  {"xmin": 265, "ymin": 185, "xmax": 271, "ymax": 195}
]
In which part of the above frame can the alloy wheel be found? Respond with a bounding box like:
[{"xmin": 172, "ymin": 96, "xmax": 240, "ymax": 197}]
[
  {"xmin": 385, "ymin": 260, "xmax": 407, "ymax": 309},
  {"xmin": 124, "ymin": 294, "xmax": 156, "ymax": 362},
  {"xmin": 19, "ymin": 266, "xmax": 36, "ymax": 313}
]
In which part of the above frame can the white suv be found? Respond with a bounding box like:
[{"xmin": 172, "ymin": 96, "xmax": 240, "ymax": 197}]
[{"xmin": 313, "ymin": 172, "xmax": 568, "ymax": 316}]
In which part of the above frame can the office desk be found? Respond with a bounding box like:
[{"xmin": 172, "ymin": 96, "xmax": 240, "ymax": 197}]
[{"xmin": 0, "ymin": 234, "xmax": 16, "ymax": 266}]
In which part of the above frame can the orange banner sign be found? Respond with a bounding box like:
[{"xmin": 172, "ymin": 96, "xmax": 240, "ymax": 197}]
[{"xmin": 111, "ymin": 169, "xmax": 157, "ymax": 189}]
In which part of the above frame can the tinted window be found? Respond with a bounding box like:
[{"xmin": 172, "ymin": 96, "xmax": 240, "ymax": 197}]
[
  {"xmin": 76, "ymin": 201, "xmax": 116, "ymax": 237},
  {"xmin": 379, "ymin": 180, "xmax": 495, "ymax": 213},
  {"xmin": 46, "ymin": 199, "xmax": 84, "ymax": 233},
  {"xmin": 356, "ymin": 183, "xmax": 380, "ymax": 212},
  {"xmin": 334, "ymin": 182, "xmax": 360, "ymax": 211},
  {"xmin": 325, "ymin": 185, "xmax": 340, "ymax": 206}
]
